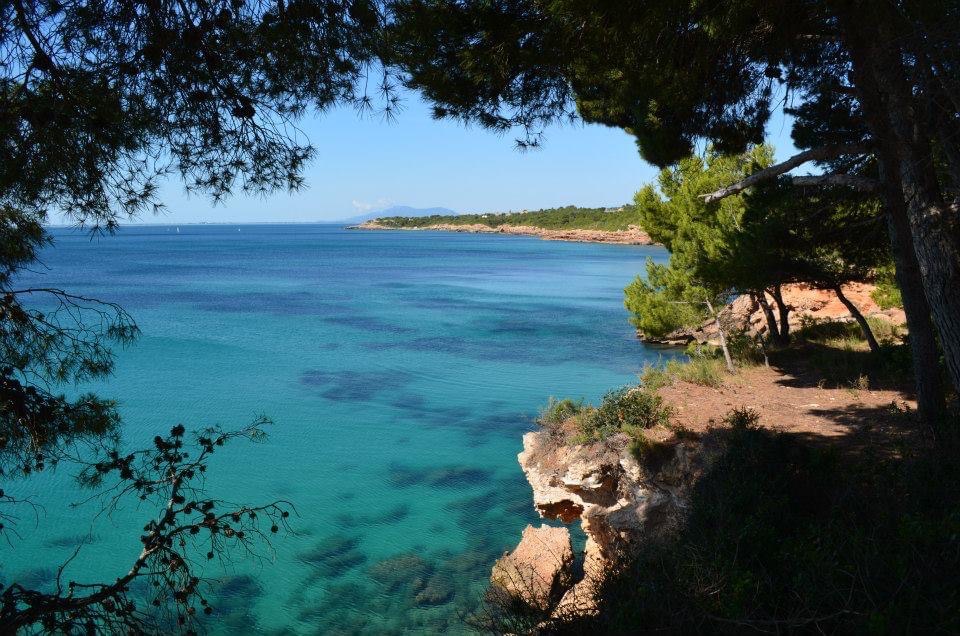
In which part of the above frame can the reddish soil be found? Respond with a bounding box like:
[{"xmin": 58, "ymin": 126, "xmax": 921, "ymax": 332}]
[{"xmin": 653, "ymin": 363, "xmax": 921, "ymax": 456}]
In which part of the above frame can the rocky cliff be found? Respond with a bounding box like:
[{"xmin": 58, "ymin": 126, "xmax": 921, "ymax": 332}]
[{"xmin": 492, "ymin": 426, "xmax": 719, "ymax": 618}]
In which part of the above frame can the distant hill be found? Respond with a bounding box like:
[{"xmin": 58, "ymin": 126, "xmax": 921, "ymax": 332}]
[{"xmin": 340, "ymin": 205, "xmax": 456, "ymax": 224}]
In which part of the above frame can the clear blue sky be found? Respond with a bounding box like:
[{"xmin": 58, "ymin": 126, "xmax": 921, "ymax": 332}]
[{"xmin": 124, "ymin": 92, "xmax": 798, "ymax": 224}]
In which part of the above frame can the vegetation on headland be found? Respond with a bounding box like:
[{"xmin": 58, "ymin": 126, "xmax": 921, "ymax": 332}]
[{"xmin": 367, "ymin": 205, "xmax": 642, "ymax": 232}]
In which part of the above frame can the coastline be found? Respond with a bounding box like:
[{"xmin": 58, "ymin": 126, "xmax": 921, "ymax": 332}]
[{"xmin": 350, "ymin": 220, "xmax": 656, "ymax": 246}]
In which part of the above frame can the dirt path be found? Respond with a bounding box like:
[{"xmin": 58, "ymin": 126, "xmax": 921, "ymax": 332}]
[{"xmin": 655, "ymin": 364, "xmax": 920, "ymax": 454}]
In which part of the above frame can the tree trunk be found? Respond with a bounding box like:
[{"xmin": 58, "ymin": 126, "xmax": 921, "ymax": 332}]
[
  {"xmin": 769, "ymin": 284, "xmax": 791, "ymax": 344},
  {"xmin": 754, "ymin": 291, "xmax": 781, "ymax": 344},
  {"xmin": 883, "ymin": 183, "xmax": 947, "ymax": 428},
  {"xmin": 706, "ymin": 299, "xmax": 736, "ymax": 374},
  {"xmin": 880, "ymin": 165, "xmax": 947, "ymax": 429},
  {"xmin": 839, "ymin": 3, "xmax": 960, "ymax": 408},
  {"xmin": 834, "ymin": 285, "xmax": 881, "ymax": 354}
]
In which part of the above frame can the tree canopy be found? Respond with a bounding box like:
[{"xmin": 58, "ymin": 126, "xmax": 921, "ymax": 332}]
[{"xmin": 391, "ymin": 0, "xmax": 960, "ymax": 428}]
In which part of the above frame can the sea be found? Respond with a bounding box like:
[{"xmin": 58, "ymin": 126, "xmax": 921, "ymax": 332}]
[{"xmin": 6, "ymin": 223, "xmax": 677, "ymax": 633}]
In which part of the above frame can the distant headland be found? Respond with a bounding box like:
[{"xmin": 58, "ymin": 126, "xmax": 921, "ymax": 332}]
[{"xmin": 349, "ymin": 205, "xmax": 655, "ymax": 246}]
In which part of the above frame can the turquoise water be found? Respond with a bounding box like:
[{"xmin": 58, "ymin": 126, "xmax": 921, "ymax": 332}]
[{"xmin": 6, "ymin": 224, "xmax": 675, "ymax": 633}]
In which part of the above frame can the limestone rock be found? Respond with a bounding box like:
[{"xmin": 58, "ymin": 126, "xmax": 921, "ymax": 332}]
[{"xmin": 490, "ymin": 524, "xmax": 574, "ymax": 610}]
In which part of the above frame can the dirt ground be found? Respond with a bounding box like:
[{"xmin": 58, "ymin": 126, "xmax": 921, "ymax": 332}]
[{"xmin": 653, "ymin": 361, "xmax": 921, "ymax": 455}]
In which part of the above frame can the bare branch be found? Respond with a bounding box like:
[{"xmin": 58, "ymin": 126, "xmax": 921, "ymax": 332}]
[
  {"xmin": 700, "ymin": 143, "xmax": 871, "ymax": 202},
  {"xmin": 790, "ymin": 174, "xmax": 879, "ymax": 191}
]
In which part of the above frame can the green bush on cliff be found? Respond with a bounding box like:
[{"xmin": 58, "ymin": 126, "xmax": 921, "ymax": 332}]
[
  {"xmin": 577, "ymin": 387, "xmax": 671, "ymax": 442},
  {"xmin": 537, "ymin": 397, "xmax": 586, "ymax": 427}
]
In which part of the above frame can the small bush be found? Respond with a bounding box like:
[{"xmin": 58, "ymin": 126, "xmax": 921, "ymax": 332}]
[
  {"xmin": 641, "ymin": 357, "xmax": 727, "ymax": 390},
  {"xmin": 726, "ymin": 330, "xmax": 766, "ymax": 365},
  {"xmin": 871, "ymin": 264, "xmax": 903, "ymax": 309},
  {"xmin": 579, "ymin": 387, "xmax": 671, "ymax": 442},
  {"xmin": 722, "ymin": 406, "xmax": 760, "ymax": 429},
  {"xmin": 639, "ymin": 363, "xmax": 672, "ymax": 390},
  {"xmin": 672, "ymin": 357, "xmax": 725, "ymax": 388},
  {"xmin": 537, "ymin": 397, "xmax": 585, "ymax": 426}
]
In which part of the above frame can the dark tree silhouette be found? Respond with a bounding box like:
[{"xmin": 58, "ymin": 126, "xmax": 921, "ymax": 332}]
[{"xmin": 1, "ymin": 1, "xmax": 392, "ymax": 631}]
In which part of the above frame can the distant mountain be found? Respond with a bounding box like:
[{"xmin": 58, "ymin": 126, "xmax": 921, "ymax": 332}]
[{"xmin": 339, "ymin": 205, "xmax": 456, "ymax": 224}]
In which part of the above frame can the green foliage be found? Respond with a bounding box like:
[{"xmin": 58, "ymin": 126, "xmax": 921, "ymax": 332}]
[
  {"xmin": 628, "ymin": 435, "xmax": 675, "ymax": 466},
  {"xmin": 640, "ymin": 357, "xmax": 726, "ymax": 390},
  {"xmin": 725, "ymin": 330, "xmax": 766, "ymax": 365},
  {"xmin": 624, "ymin": 147, "xmax": 775, "ymax": 339},
  {"xmin": 2, "ymin": 0, "xmax": 389, "ymax": 229},
  {"xmin": 871, "ymin": 264, "xmax": 904, "ymax": 309},
  {"xmin": 624, "ymin": 261, "xmax": 708, "ymax": 338},
  {"xmin": 577, "ymin": 387, "xmax": 671, "ymax": 443},
  {"xmin": 537, "ymin": 397, "xmax": 585, "ymax": 427},
  {"xmin": 372, "ymin": 205, "xmax": 642, "ymax": 232},
  {"xmin": 551, "ymin": 426, "xmax": 960, "ymax": 634}
]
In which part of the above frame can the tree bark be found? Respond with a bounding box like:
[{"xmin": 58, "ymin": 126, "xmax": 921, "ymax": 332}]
[
  {"xmin": 840, "ymin": 13, "xmax": 947, "ymax": 428},
  {"xmin": 754, "ymin": 290, "xmax": 781, "ymax": 344},
  {"xmin": 883, "ymin": 194, "xmax": 946, "ymax": 427},
  {"xmin": 839, "ymin": 2, "xmax": 960, "ymax": 404},
  {"xmin": 705, "ymin": 299, "xmax": 736, "ymax": 374},
  {"xmin": 833, "ymin": 285, "xmax": 881, "ymax": 354},
  {"xmin": 769, "ymin": 284, "xmax": 791, "ymax": 344}
]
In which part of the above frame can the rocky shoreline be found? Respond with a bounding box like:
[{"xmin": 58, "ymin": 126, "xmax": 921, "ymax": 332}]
[{"xmin": 350, "ymin": 220, "xmax": 655, "ymax": 245}]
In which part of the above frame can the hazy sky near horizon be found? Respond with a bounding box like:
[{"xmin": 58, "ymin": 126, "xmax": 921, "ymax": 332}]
[{"xmin": 62, "ymin": 91, "xmax": 800, "ymax": 225}]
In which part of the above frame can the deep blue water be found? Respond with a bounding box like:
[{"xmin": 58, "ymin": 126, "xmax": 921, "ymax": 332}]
[{"xmin": 7, "ymin": 224, "xmax": 675, "ymax": 633}]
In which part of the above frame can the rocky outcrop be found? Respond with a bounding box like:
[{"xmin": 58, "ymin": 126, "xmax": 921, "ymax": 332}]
[
  {"xmin": 640, "ymin": 282, "xmax": 906, "ymax": 345},
  {"xmin": 495, "ymin": 429, "xmax": 718, "ymax": 618},
  {"xmin": 353, "ymin": 221, "xmax": 655, "ymax": 245},
  {"xmin": 491, "ymin": 524, "xmax": 574, "ymax": 610}
]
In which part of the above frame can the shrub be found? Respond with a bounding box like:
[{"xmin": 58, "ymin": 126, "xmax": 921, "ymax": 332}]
[
  {"xmin": 537, "ymin": 397, "xmax": 585, "ymax": 426},
  {"xmin": 579, "ymin": 387, "xmax": 671, "ymax": 442},
  {"xmin": 870, "ymin": 264, "xmax": 903, "ymax": 309},
  {"xmin": 722, "ymin": 406, "xmax": 760, "ymax": 429},
  {"xmin": 639, "ymin": 363, "xmax": 672, "ymax": 390},
  {"xmin": 725, "ymin": 330, "xmax": 766, "ymax": 365},
  {"xmin": 641, "ymin": 357, "xmax": 727, "ymax": 390},
  {"xmin": 628, "ymin": 435, "xmax": 676, "ymax": 466},
  {"xmin": 672, "ymin": 357, "xmax": 725, "ymax": 388}
]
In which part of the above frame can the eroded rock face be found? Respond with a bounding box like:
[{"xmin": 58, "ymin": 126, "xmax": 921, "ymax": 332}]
[
  {"xmin": 518, "ymin": 431, "xmax": 707, "ymax": 559},
  {"xmin": 497, "ymin": 429, "xmax": 717, "ymax": 619},
  {"xmin": 490, "ymin": 524, "xmax": 574, "ymax": 610}
]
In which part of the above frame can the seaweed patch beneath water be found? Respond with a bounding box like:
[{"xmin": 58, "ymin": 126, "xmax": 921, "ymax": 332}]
[
  {"xmin": 299, "ymin": 369, "xmax": 411, "ymax": 402},
  {"xmin": 387, "ymin": 463, "xmax": 492, "ymax": 489},
  {"xmin": 298, "ymin": 534, "xmax": 368, "ymax": 579}
]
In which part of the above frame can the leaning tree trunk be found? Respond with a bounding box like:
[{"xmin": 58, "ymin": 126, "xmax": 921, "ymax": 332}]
[
  {"xmin": 769, "ymin": 284, "xmax": 791, "ymax": 344},
  {"xmin": 833, "ymin": 285, "xmax": 881, "ymax": 354},
  {"xmin": 840, "ymin": 3, "xmax": 960, "ymax": 414},
  {"xmin": 756, "ymin": 290, "xmax": 785, "ymax": 346},
  {"xmin": 705, "ymin": 299, "xmax": 736, "ymax": 374}
]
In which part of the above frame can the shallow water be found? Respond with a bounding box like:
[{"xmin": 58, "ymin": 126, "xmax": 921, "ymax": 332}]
[{"xmin": 6, "ymin": 224, "xmax": 677, "ymax": 633}]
